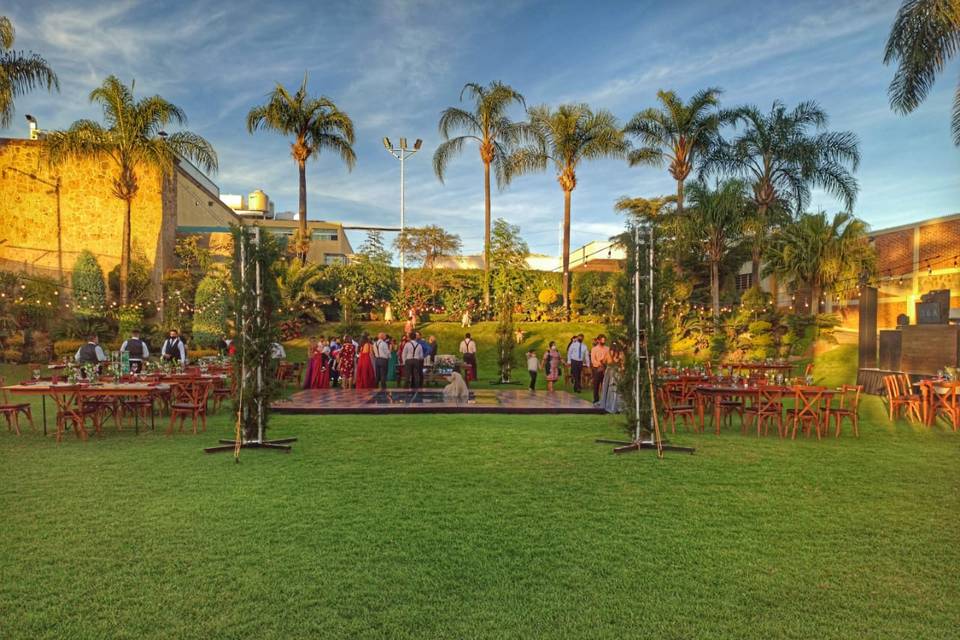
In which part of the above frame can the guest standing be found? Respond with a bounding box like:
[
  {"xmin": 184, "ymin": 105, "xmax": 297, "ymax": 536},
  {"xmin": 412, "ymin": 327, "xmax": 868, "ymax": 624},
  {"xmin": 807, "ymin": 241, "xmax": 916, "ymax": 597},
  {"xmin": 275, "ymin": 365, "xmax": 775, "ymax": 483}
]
[
  {"xmin": 459, "ymin": 332, "xmax": 478, "ymax": 381},
  {"xmin": 566, "ymin": 334, "xmax": 588, "ymax": 393},
  {"xmin": 308, "ymin": 340, "xmax": 331, "ymax": 389},
  {"xmin": 354, "ymin": 336, "xmax": 376, "ymax": 389},
  {"xmin": 526, "ymin": 350, "xmax": 539, "ymax": 391},
  {"xmin": 590, "ymin": 334, "xmax": 610, "ymax": 403},
  {"xmin": 402, "ymin": 335, "xmax": 424, "ymax": 389},
  {"xmin": 302, "ymin": 337, "xmax": 318, "ymax": 389},
  {"xmin": 599, "ymin": 343, "xmax": 623, "ymax": 413},
  {"xmin": 387, "ymin": 338, "xmax": 398, "ymax": 386},
  {"xmin": 542, "ymin": 342, "xmax": 562, "ymax": 392},
  {"xmin": 374, "ymin": 332, "xmax": 391, "ymax": 390},
  {"xmin": 338, "ymin": 336, "xmax": 356, "ymax": 389},
  {"xmin": 75, "ymin": 334, "xmax": 107, "ymax": 377}
]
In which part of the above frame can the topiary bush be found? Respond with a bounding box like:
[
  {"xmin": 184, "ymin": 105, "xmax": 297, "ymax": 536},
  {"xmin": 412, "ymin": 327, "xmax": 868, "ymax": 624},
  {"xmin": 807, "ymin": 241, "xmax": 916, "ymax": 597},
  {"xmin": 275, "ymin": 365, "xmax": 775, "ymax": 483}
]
[{"xmin": 71, "ymin": 251, "xmax": 107, "ymax": 317}]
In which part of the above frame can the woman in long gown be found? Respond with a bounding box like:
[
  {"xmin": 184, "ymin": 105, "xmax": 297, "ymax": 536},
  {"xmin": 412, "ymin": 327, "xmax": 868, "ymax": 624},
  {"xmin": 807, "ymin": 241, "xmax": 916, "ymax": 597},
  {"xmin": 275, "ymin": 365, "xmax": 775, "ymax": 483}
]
[
  {"xmin": 386, "ymin": 338, "xmax": 398, "ymax": 385},
  {"xmin": 338, "ymin": 337, "xmax": 356, "ymax": 389},
  {"xmin": 354, "ymin": 336, "xmax": 376, "ymax": 389},
  {"xmin": 599, "ymin": 344, "xmax": 622, "ymax": 413},
  {"xmin": 309, "ymin": 340, "xmax": 331, "ymax": 389},
  {"xmin": 302, "ymin": 337, "xmax": 318, "ymax": 389},
  {"xmin": 542, "ymin": 341, "xmax": 562, "ymax": 392}
]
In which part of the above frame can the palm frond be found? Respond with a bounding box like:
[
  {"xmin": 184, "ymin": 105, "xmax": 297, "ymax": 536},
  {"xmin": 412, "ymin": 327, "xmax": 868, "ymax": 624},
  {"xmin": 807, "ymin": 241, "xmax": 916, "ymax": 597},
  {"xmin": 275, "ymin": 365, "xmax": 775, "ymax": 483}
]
[
  {"xmin": 0, "ymin": 49, "xmax": 59, "ymax": 127},
  {"xmin": 432, "ymin": 136, "xmax": 471, "ymax": 183},
  {"xmin": 0, "ymin": 16, "xmax": 13, "ymax": 49}
]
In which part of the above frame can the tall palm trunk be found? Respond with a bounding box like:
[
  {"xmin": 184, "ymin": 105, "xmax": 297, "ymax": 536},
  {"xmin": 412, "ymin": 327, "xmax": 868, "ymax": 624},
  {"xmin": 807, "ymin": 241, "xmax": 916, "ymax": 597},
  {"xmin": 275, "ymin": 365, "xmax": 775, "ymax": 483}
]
[
  {"xmin": 298, "ymin": 159, "xmax": 308, "ymax": 265},
  {"xmin": 483, "ymin": 160, "xmax": 491, "ymax": 310},
  {"xmin": 120, "ymin": 197, "xmax": 131, "ymax": 306},
  {"xmin": 810, "ymin": 281, "xmax": 821, "ymax": 316},
  {"xmin": 751, "ymin": 203, "xmax": 767, "ymax": 284},
  {"xmin": 676, "ymin": 179, "xmax": 685, "ymax": 215},
  {"xmin": 710, "ymin": 259, "xmax": 720, "ymax": 322},
  {"xmin": 562, "ymin": 188, "xmax": 572, "ymax": 320}
]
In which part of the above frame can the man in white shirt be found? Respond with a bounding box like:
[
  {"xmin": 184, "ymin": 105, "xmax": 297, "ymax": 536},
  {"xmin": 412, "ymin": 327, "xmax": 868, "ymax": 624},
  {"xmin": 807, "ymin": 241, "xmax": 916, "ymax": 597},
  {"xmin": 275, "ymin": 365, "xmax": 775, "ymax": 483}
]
[
  {"xmin": 401, "ymin": 334, "xmax": 424, "ymax": 389},
  {"xmin": 75, "ymin": 334, "xmax": 107, "ymax": 377},
  {"xmin": 374, "ymin": 332, "xmax": 391, "ymax": 390},
  {"xmin": 160, "ymin": 329, "xmax": 187, "ymax": 364},
  {"xmin": 119, "ymin": 329, "xmax": 150, "ymax": 373},
  {"xmin": 459, "ymin": 332, "xmax": 478, "ymax": 381},
  {"xmin": 566, "ymin": 334, "xmax": 588, "ymax": 392}
]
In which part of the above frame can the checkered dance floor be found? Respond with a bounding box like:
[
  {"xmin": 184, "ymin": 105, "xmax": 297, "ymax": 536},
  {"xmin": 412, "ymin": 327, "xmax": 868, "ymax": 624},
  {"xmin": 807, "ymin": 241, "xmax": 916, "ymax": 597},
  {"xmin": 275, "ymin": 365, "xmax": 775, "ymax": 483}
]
[{"xmin": 274, "ymin": 388, "xmax": 604, "ymax": 415}]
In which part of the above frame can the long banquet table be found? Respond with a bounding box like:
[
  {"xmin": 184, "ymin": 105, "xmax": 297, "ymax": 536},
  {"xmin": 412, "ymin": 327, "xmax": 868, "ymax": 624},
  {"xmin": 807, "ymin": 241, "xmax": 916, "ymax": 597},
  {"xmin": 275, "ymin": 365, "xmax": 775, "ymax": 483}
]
[
  {"xmin": 693, "ymin": 384, "xmax": 836, "ymax": 435},
  {"xmin": 3, "ymin": 382, "xmax": 170, "ymax": 435}
]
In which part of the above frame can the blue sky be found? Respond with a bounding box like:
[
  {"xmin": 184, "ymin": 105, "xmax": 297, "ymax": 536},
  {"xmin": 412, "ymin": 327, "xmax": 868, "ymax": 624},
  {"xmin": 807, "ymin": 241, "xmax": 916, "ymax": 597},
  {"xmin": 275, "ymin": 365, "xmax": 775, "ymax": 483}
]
[{"xmin": 4, "ymin": 0, "xmax": 959, "ymax": 256}]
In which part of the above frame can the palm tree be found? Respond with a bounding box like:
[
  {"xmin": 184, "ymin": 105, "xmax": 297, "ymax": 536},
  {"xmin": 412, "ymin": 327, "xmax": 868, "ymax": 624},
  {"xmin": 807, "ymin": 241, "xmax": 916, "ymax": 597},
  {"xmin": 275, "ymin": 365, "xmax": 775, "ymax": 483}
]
[
  {"xmin": 624, "ymin": 88, "xmax": 727, "ymax": 214},
  {"xmin": 276, "ymin": 259, "xmax": 328, "ymax": 323},
  {"xmin": 45, "ymin": 76, "xmax": 217, "ymax": 305},
  {"xmin": 508, "ymin": 104, "xmax": 628, "ymax": 317},
  {"xmin": 884, "ymin": 0, "xmax": 960, "ymax": 144},
  {"xmin": 433, "ymin": 81, "xmax": 527, "ymax": 309},
  {"xmin": 706, "ymin": 100, "xmax": 860, "ymax": 284},
  {"xmin": 0, "ymin": 15, "xmax": 59, "ymax": 128},
  {"xmin": 764, "ymin": 211, "xmax": 875, "ymax": 316},
  {"xmin": 247, "ymin": 74, "xmax": 356, "ymax": 263},
  {"xmin": 682, "ymin": 180, "xmax": 750, "ymax": 320}
]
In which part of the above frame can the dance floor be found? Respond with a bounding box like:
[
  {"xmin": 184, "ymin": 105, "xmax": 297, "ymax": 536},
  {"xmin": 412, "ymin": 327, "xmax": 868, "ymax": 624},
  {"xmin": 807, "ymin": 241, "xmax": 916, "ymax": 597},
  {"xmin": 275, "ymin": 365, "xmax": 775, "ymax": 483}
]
[{"xmin": 274, "ymin": 388, "xmax": 604, "ymax": 414}]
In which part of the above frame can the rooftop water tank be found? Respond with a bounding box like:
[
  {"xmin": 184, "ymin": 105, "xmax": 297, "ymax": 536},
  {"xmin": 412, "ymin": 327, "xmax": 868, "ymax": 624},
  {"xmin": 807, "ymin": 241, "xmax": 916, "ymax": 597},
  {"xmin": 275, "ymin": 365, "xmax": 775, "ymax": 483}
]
[{"xmin": 248, "ymin": 190, "xmax": 269, "ymax": 212}]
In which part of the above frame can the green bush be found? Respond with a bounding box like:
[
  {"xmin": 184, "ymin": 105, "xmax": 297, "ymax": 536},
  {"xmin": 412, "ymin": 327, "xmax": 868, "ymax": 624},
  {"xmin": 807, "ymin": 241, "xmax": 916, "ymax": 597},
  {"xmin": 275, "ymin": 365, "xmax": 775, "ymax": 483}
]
[
  {"xmin": 71, "ymin": 251, "xmax": 107, "ymax": 317},
  {"xmin": 116, "ymin": 305, "xmax": 144, "ymax": 337},
  {"xmin": 54, "ymin": 339, "xmax": 85, "ymax": 358},
  {"xmin": 709, "ymin": 333, "xmax": 727, "ymax": 362},
  {"xmin": 191, "ymin": 274, "xmax": 229, "ymax": 347}
]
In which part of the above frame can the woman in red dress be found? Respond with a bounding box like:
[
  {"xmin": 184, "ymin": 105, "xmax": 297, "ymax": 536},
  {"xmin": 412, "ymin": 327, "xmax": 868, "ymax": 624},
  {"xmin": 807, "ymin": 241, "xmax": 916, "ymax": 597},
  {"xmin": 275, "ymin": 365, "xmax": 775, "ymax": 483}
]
[
  {"xmin": 309, "ymin": 340, "xmax": 331, "ymax": 389},
  {"xmin": 338, "ymin": 337, "xmax": 356, "ymax": 389},
  {"xmin": 354, "ymin": 336, "xmax": 376, "ymax": 389}
]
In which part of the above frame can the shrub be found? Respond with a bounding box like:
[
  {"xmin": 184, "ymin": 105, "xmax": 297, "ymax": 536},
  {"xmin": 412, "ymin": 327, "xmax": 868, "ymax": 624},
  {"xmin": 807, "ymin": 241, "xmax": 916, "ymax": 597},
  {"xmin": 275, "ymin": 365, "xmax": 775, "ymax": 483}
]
[
  {"xmin": 709, "ymin": 333, "xmax": 727, "ymax": 362},
  {"xmin": 2, "ymin": 348, "xmax": 22, "ymax": 363},
  {"xmin": 116, "ymin": 305, "xmax": 144, "ymax": 337},
  {"xmin": 54, "ymin": 339, "xmax": 85, "ymax": 358},
  {"xmin": 72, "ymin": 251, "xmax": 107, "ymax": 317},
  {"xmin": 538, "ymin": 289, "xmax": 558, "ymax": 305}
]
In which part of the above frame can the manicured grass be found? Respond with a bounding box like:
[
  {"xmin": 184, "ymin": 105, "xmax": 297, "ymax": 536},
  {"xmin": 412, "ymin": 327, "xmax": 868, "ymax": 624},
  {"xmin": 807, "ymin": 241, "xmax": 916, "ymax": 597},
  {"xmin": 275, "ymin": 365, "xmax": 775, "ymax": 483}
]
[{"xmin": 1, "ymin": 358, "xmax": 958, "ymax": 638}]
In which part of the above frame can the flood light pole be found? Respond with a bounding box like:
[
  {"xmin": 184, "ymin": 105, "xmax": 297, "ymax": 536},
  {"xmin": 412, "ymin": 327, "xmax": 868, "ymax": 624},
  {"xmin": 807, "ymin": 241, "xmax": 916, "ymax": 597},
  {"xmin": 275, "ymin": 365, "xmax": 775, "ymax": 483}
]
[{"xmin": 383, "ymin": 136, "xmax": 422, "ymax": 291}]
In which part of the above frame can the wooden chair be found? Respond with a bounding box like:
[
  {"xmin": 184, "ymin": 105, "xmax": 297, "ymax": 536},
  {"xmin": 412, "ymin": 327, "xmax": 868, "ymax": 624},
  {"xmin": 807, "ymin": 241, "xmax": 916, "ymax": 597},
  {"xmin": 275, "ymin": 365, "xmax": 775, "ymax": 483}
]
[
  {"xmin": 744, "ymin": 386, "xmax": 784, "ymax": 438},
  {"xmin": 167, "ymin": 380, "xmax": 213, "ymax": 435},
  {"xmin": 789, "ymin": 386, "xmax": 826, "ymax": 440},
  {"xmin": 0, "ymin": 377, "xmax": 34, "ymax": 436},
  {"xmin": 830, "ymin": 384, "xmax": 862, "ymax": 438},
  {"xmin": 212, "ymin": 374, "xmax": 236, "ymax": 412},
  {"xmin": 50, "ymin": 386, "xmax": 101, "ymax": 442},
  {"xmin": 659, "ymin": 381, "xmax": 695, "ymax": 433},
  {"xmin": 923, "ymin": 381, "xmax": 959, "ymax": 430},
  {"xmin": 882, "ymin": 374, "xmax": 921, "ymax": 422}
]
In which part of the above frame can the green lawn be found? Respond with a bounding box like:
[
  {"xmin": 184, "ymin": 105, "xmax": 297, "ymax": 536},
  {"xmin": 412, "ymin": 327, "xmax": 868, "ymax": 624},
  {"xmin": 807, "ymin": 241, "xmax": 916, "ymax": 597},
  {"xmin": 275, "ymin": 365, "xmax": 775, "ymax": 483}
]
[{"xmin": 1, "ymin": 351, "xmax": 959, "ymax": 639}]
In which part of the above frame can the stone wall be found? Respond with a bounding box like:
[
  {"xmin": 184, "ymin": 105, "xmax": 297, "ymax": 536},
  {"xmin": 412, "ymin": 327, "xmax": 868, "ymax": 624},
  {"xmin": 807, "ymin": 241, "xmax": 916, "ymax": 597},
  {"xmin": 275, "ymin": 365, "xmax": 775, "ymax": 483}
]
[{"xmin": 0, "ymin": 138, "xmax": 168, "ymax": 293}]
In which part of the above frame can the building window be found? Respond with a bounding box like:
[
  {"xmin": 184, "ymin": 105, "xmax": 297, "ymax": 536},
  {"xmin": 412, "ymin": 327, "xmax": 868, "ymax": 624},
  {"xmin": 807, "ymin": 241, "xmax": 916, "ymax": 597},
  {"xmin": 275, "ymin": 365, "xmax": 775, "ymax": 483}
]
[
  {"xmin": 735, "ymin": 273, "xmax": 753, "ymax": 292},
  {"xmin": 264, "ymin": 228, "xmax": 294, "ymax": 237},
  {"xmin": 312, "ymin": 230, "xmax": 338, "ymax": 242},
  {"xmin": 324, "ymin": 254, "xmax": 346, "ymax": 265}
]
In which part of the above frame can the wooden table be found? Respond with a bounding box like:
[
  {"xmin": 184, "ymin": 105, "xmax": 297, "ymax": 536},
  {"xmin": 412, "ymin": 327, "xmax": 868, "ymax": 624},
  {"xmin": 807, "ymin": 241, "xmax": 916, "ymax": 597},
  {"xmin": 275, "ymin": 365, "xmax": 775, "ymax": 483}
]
[
  {"xmin": 694, "ymin": 384, "xmax": 833, "ymax": 435},
  {"xmin": 915, "ymin": 379, "xmax": 960, "ymax": 427},
  {"xmin": 3, "ymin": 382, "xmax": 169, "ymax": 435}
]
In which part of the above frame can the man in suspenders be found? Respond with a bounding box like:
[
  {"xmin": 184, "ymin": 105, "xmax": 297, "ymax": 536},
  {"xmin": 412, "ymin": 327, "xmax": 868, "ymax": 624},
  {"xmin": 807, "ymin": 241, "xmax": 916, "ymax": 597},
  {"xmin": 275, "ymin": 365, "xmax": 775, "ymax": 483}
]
[
  {"xmin": 160, "ymin": 329, "xmax": 187, "ymax": 364},
  {"xmin": 459, "ymin": 333, "xmax": 477, "ymax": 381},
  {"xmin": 120, "ymin": 329, "xmax": 150, "ymax": 373}
]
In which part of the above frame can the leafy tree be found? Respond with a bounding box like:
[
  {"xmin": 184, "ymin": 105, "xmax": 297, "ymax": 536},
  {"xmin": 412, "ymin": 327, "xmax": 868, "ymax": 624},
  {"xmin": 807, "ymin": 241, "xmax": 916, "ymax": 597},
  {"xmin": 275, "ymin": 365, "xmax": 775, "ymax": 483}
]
[
  {"xmin": 46, "ymin": 76, "xmax": 217, "ymax": 305},
  {"xmin": 764, "ymin": 211, "xmax": 876, "ymax": 316},
  {"xmin": 681, "ymin": 180, "xmax": 750, "ymax": 321},
  {"xmin": 393, "ymin": 225, "xmax": 462, "ymax": 298},
  {"xmin": 192, "ymin": 273, "xmax": 229, "ymax": 346},
  {"xmin": 108, "ymin": 248, "xmax": 152, "ymax": 304},
  {"xmin": 175, "ymin": 235, "xmax": 213, "ymax": 273},
  {"xmin": 72, "ymin": 250, "xmax": 107, "ymax": 318},
  {"xmin": 614, "ymin": 195, "xmax": 677, "ymax": 223},
  {"xmin": 508, "ymin": 103, "xmax": 628, "ymax": 317},
  {"xmin": 358, "ymin": 230, "xmax": 392, "ymax": 265},
  {"xmin": 322, "ymin": 258, "xmax": 396, "ymax": 321},
  {"xmin": 489, "ymin": 218, "xmax": 529, "ymax": 301},
  {"xmin": 705, "ymin": 100, "xmax": 860, "ymax": 283},
  {"xmin": 884, "ymin": 0, "xmax": 960, "ymax": 144},
  {"xmin": 0, "ymin": 16, "xmax": 59, "ymax": 128},
  {"xmin": 433, "ymin": 81, "xmax": 528, "ymax": 308},
  {"xmin": 624, "ymin": 88, "xmax": 728, "ymax": 214},
  {"xmin": 495, "ymin": 293, "xmax": 516, "ymax": 383},
  {"xmin": 247, "ymin": 74, "xmax": 356, "ymax": 263}
]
